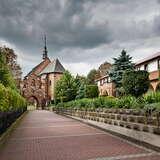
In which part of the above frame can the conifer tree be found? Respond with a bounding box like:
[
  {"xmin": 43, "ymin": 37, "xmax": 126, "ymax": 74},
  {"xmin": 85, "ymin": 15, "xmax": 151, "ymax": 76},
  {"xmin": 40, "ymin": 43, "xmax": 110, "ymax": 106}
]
[
  {"xmin": 109, "ymin": 50, "xmax": 134, "ymax": 95},
  {"xmin": 76, "ymin": 83, "xmax": 86, "ymax": 99}
]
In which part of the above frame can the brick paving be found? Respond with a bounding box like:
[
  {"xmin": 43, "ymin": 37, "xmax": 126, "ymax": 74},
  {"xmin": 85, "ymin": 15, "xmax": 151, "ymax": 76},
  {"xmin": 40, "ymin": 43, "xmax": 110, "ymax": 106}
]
[{"xmin": 0, "ymin": 110, "xmax": 160, "ymax": 160}]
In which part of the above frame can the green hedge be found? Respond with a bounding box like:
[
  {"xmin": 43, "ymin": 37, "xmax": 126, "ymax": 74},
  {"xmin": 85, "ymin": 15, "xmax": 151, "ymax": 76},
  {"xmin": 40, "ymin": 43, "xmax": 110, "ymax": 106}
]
[
  {"xmin": 55, "ymin": 92, "xmax": 160, "ymax": 110},
  {"xmin": 0, "ymin": 83, "xmax": 26, "ymax": 112}
]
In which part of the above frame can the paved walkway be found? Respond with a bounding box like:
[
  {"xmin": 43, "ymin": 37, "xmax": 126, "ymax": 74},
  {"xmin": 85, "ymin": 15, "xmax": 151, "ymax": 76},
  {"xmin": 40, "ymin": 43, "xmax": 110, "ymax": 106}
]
[{"xmin": 0, "ymin": 110, "xmax": 160, "ymax": 160}]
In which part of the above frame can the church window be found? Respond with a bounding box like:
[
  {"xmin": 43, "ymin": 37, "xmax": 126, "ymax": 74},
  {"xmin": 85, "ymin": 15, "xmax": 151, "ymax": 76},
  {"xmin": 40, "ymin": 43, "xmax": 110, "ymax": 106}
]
[{"xmin": 31, "ymin": 79, "xmax": 36, "ymax": 86}]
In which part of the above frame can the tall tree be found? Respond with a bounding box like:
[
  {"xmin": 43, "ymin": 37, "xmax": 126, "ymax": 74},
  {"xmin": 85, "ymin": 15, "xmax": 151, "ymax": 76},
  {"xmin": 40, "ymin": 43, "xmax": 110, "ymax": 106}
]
[
  {"xmin": 0, "ymin": 48, "xmax": 16, "ymax": 89},
  {"xmin": 1, "ymin": 47, "xmax": 22, "ymax": 88},
  {"xmin": 76, "ymin": 82, "xmax": 86, "ymax": 99},
  {"xmin": 55, "ymin": 71, "xmax": 77, "ymax": 102},
  {"xmin": 109, "ymin": 50, "xmax": 134, "ymax": 95},
  {"xmin": 75, "ymin": 74, "xmax": 88, "ymax": 87},
  {"xmin": 98, "ymin": 61, "xmax": 112, "ymax": 77},
  {"xmin": 87, "ymin": 69, "xmax": 98, "ymax": 84}
]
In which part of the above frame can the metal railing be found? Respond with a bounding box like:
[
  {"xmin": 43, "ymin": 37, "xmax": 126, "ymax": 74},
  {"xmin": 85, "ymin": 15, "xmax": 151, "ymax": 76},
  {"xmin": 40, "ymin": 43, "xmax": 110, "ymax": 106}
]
[{"xmin": 0, "ymin": 107, "xmax": 27, "ymax": 135}]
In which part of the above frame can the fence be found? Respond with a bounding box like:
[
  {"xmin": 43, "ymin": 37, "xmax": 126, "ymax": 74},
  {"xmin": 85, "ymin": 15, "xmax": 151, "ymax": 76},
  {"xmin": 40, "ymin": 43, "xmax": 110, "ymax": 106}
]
[{"xmin": 0, "ymin": 107, "xmax": 27, "ymax": 135}]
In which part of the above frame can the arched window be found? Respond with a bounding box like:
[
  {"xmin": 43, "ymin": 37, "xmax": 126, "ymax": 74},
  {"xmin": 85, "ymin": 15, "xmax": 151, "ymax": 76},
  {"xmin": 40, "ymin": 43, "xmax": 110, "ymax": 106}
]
[{"xmin": 31, "ymin": 79, "xmax": 36, "ymax": 86}]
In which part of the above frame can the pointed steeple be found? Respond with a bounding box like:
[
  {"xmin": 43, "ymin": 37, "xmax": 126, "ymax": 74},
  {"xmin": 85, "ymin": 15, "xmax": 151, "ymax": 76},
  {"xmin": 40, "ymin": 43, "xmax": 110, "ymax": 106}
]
[{"xmin": 43, "ymin": 35, "xmax": 48, "ymax": 60}]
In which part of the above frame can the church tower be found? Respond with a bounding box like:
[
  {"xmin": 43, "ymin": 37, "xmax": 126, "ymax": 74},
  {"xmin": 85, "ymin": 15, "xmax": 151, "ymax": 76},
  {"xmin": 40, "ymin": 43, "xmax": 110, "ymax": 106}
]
[{"xmin": 43, "ymin": 35, "xmax": 48, "ymax": 60}]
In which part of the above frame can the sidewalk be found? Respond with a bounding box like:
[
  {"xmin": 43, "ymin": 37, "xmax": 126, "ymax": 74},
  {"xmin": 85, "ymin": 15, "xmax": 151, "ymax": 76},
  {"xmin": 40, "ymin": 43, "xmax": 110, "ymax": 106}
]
[{"xmin": 0, "ymin": 110, "xmax": 160, "ymax": 160}]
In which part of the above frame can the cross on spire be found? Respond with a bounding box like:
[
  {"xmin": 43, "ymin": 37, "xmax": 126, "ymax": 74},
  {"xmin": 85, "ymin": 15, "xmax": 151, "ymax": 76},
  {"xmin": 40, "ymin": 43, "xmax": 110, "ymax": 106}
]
[{"xmin": 43, "ymin": 35, "xmax": 48, "ymax": 60}]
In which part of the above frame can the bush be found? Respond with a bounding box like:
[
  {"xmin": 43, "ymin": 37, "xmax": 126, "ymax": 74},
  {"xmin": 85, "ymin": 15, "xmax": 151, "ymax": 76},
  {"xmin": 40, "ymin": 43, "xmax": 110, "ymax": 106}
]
[
  {"xmin": 0, "ymin": 84, "xmax": 9, "ymax": 111},
  {"xmin": 122, "ymin": 70, "xmax": 150, "ymax": 97},
  {"xmin": 85, "ymin": 85, "xmax": 99, "ymax": 98},
  {"xmin": 55, "ymin": 96, "xmax": 117, "ymax": 109},
  {"xmin": 144, "ymin": 92, "xmax": 160, "ymax": 104},
  {"xmin": 116, "ymin": 96, "xmax": 141, "ymax": 109},
  {"xmin": 55, "ymin": 92, "xmax": 160, "ymax": 111},
  {"xmin": 0, "ymin": 83, "xmax": 26, "ymax": 112}
]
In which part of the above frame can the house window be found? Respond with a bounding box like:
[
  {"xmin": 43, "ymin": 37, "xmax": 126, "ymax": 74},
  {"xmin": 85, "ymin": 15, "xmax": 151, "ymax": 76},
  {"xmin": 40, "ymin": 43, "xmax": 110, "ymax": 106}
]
[
  {"xmin": 108, "ymin": 77, "xmax": 111, "ymax": 83},
  {"xmin": 100, "ymin": 79, "xmax": 103, "ymax": 86},
  {"xmin": 137, "ymin": 67, "xmax": 140, "ymax": 71},
  {"xmin": 104, "ymin": 78, "xmax": 107, "ymax": 84},
  {"xmin": 158, "ymin": 59, "xmax": 160, "ymax": 70},
  {"xmin": 144, "ymin": 64, "xmax": 148, "ymax": 71},
  {"xmin": 147, "ymin": 60, "xmax": 158, "ymax": 72}
]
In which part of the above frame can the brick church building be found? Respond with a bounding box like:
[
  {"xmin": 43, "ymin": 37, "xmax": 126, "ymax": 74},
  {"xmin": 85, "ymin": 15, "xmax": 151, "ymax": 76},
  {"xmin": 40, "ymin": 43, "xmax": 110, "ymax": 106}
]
[{"xmin": 21, "ymin": 37, "xmax": 65, "ymax": 109}]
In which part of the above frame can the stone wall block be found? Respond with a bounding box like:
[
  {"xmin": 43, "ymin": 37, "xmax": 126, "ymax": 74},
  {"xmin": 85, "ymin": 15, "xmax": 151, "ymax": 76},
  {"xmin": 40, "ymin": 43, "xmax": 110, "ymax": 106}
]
[
  {"xmin": 137, "ymin": 116, "xmax": 146, "ymax": 124},
  {"xmin": 116, "ymin": 114, "xmax": 121, "ymax": 120},
  {"xmin": 59, "ymin": 109, "xmax": 160, "ymax": 135},
  {"xmin": 122, "ymin": 115, "xmax": 127, "ymax": 122},
  {"xmin": 153, "ymin": 127, "xmax": 160, "ymax": 135},
  {"xmin": 133, "ymin": 124, "xmax": 140, "ymax": 131},
  {"xmin": 142, "ymin": 125, "xmax": 149, "ymax": 132},
  {"xmin": 110, "ymin": 114, "xmax": 116, "ymax": 119}
]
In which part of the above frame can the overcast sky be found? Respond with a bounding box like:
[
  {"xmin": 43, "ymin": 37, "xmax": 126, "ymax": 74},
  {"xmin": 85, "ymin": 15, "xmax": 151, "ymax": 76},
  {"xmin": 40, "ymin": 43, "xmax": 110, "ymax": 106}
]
[{"xmin": 0, "ymin": 0, "xmax": 160, "ymax": 76}]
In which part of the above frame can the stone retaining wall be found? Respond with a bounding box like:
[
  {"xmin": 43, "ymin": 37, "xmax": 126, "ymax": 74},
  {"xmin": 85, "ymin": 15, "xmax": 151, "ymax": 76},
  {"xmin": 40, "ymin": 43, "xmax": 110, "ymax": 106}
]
[{"xmin": 57, "ymin": 108, "xmax": 160, "ymax": 135}]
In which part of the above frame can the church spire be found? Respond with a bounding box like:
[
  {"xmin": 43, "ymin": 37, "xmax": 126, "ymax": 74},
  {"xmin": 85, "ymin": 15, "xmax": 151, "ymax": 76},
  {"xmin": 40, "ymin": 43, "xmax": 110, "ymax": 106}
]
[{"xmin": 43, "ymin": 35, "xmax": 48, "ymax": 60}]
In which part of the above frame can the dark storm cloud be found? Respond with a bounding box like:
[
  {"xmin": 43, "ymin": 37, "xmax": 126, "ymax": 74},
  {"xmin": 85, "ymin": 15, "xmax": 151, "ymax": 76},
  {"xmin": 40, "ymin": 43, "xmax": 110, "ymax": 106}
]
[
  {"xmin": 0, "ymin": 0, "xmax": 160, "ymax": 75},
  {"xmin": 0, "ymin": 0, "xmax": 112, "ymax": 52}
]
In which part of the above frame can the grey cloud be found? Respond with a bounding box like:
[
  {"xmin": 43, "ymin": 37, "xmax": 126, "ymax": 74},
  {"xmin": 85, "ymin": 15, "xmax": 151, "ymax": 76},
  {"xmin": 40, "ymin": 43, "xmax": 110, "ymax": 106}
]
[{"xmin": 0, "ymin": 0, "xmax": 160, "ymax": 76}]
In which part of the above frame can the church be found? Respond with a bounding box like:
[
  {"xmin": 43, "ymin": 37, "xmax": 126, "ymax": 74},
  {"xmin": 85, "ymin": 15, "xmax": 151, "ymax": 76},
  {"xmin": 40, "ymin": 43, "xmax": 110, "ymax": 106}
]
[{"xmin": 21, "ymin": 37, "xmax": 65, "ymax": 109}]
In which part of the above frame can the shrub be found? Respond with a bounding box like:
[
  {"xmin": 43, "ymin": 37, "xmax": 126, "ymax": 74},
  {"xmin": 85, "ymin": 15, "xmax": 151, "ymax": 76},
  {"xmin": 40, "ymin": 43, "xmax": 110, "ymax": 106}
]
[
  {"xmin": 116, "ymin": 96, "xmax": 139, "ymax": 109},
  {"xmin": 103, "ymin": 97, "xmax": 117, "ymax": 108},
  {"xmin": 144, "ymin": 92, "xmax": 160, "ymax": 104},
  {"xmin": 122, "ymin": 70, "xmax": 150, "ymax": 97},
  {"xmin": 0, "ymin": 84, "xmax": 9, "ymax": 111},
  {"xmin": 55, "ymin": 93, "xmax": 160, "ymax": 111},
  {"xmin": 0, "ymin": 83, "xmax": 26, "ymax": 112},
  {"xmin": 85, "ymin": 85, "xmax": 99, "ymax": 98}
]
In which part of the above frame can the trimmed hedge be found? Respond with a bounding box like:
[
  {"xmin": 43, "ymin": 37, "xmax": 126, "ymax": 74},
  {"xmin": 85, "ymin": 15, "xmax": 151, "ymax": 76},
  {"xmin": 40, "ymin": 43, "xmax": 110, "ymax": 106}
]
[
  {"xmin": 0, "ymin": 83, "xmax": 26, "ymax": 112},
  {"xmin": 0, "ymin": 83, "xmax": 27, "ymax": 135}
]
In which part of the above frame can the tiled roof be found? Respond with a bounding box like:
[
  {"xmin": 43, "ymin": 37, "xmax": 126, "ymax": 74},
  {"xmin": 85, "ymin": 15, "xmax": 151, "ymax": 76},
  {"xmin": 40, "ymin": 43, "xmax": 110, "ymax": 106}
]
[
  {"xmin": 39, "ymin": 58, "xmax": 65, "ymax": 75},
  {"xmin": 25, "ymin": 58, "xmax": 51, "ymax": 77},
  {"xmin": 95, "ymin": 75, "xmax": 109, "ymax": 81},
  {"xmin": 136, "ymin": 52, "xmax": 160, "ymax": 65}
]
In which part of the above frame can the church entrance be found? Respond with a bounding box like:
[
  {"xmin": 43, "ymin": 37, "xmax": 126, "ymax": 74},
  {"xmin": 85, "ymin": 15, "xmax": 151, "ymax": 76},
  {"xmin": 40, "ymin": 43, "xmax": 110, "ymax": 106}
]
[{"xmin": 27, "ymin": 96, "xmax": 39, "ymax": 110}]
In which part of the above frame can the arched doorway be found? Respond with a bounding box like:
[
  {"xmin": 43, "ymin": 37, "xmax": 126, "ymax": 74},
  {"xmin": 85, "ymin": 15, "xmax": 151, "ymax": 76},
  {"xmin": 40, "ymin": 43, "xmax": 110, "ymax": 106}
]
[
  {"xmin": 156, "ymin": 83, "xmax": 160, "ymax": 92},
  {"xmin": 27, "ymin": 96, "xmax": 39, "ymax": 110},
  {"xmin": 148, "ymin": 84, "xmax": 154, "ymax": 93},
  {"xmin": 103, "ymin": 90, "xmax": 109, "ymax": 96}
]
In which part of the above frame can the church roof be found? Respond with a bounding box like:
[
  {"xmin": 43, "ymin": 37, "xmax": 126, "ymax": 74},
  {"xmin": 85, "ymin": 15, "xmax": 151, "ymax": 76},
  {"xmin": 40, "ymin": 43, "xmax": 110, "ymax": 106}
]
[
  {"xmin": 25, "ymin": 58, "xmax": 51, "ymax": 77},
  {"xmin": 39, "ymin": 58, "xmax": 65, "ymax": 75}
]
